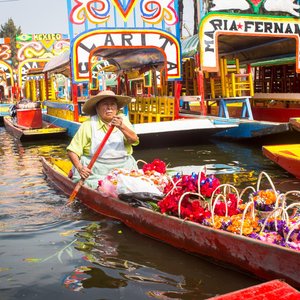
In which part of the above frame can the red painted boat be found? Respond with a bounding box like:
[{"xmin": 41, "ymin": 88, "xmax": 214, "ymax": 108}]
[
  {"xmin": 4, "ymin": 116, "xmax": 67, "ymax": 141},
  {"xmin": 41, "ymin": 157, "xmax": 300, "ymax": 289},
  {"xmin": 207, "ymin": 280, "xmax": 300, "ymax": 300},
  {"xmin": 262, "ymin": 144, "xmax": 300, "ymax": 179}
]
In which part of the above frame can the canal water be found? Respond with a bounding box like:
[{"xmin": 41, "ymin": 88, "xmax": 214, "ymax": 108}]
[{"xmin": 0, "ymin": 126, "xmax": 299, "ymax": 300}]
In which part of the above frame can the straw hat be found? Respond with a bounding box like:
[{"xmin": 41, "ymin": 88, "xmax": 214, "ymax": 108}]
[{"xmin": 82, "ymin": 90, "xmax": 132, "ymax": 115}]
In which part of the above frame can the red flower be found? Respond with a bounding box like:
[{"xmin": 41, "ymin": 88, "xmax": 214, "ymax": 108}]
[
  {"xmin": 143, "ymin": 159, "xmax": 166, "ymax": 174},
  {"xmin": 213, "ymin": 193, "xmax": 241, "ymax": 216}
]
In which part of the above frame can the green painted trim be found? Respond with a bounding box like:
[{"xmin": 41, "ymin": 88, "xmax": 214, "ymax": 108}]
[{"xmin": 251, "ymin": 57, "xmax": 296, "ymax": 67}]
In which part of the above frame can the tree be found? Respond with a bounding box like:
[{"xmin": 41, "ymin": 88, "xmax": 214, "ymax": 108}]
[{"xmin": 0, "ymin": 18, "xmax": 22, "ymax": 67}]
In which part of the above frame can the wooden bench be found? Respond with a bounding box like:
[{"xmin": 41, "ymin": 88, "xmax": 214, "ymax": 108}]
[{"xmin": 217, "ymin": 97, "xmax": 253, "ymax": 120}]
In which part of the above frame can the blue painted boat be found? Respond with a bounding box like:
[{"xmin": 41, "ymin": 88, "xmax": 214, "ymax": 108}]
[
  {"xmin": 180, "ymin": 113, "xmax": 291, "ymax": 140},
  {"xmin": 42, "ymin": 113, "xmax": 238, "ymax": 147},
  {"xmin": 213, "ymin": 118, "xmax": 290, "ymax": 139}
]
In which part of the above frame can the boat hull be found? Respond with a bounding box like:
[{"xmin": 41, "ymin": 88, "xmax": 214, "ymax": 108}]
[
  {"xmin": 262, "ymin": 144, "xmax": 300, "ymax": 179},
  {"xmin": 42, "ymin": 157, "xmax": 300, "ymax": 288},
  {"xmin": 4, "ymin": 116, "xmax": 67, "ymax": 141},
  {"xmin": 208, "ymin": 279, "xmax": 300, "ymax": 299}
]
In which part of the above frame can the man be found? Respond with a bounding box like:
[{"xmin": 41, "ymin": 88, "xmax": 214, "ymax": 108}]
[{"xmin": 67, "ymin": 90, "xmax": 139, "ymax": 189}]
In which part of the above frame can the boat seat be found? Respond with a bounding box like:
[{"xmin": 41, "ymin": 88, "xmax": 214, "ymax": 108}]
[
  {"xmin": 139, "ymin": 97, "xmax": 152, "ymax": 123},
  {"xmin": 151, "ymin": 96, "xmax": 175, "ymax": 122}
]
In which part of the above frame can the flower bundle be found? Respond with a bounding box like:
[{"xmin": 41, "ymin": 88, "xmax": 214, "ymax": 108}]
[
  {"xmin": 142, "ymin": 158, "xmax": 166, "ymax": 175},
  {"xmin": 251, "ymin": 189, "xmax": 279, "ymax": 211},
  {"xmin": 213, "ymin": 193, "xmax": 241, "ymax": 217},
  {"xmin": 249, "ymin": 217, "xmax": 300, "ymax": 250},
  {"xmin": 199, "ymin": 173, "xmax": 221, "ymax": 198},
  {"xmin": 203, "ymin": 214, "xmax": 261, "ymax": 236},
  {"xmin": 158, "ymin": 172, "xmax": 220, "ymax": 222}
]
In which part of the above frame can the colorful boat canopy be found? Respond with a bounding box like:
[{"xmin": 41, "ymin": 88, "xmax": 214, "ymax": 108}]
[
  {"xmin": 181, "ymin": 34, "xmax": 199, "ymax": 58},
  {"xmin": 43, "ymin": 51, "xmax": 70, "ymax": 77},
  {"xmin": 71, "ymin": 28, "xmax": 182, "ymax": 83}
]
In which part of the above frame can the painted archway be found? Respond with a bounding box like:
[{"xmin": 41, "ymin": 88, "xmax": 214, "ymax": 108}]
[{"xmin": 71, "ymin": 28, "xmax": 182, "ymax": 83}]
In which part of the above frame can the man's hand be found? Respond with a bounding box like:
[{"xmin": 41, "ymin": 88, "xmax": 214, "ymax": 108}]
[
  {"xmin": 78, "ymin": 166, "xmax": 92, "ymax": 180},
  {"xmin": 110, "ymin": 115, "xmax": 123, "ymax": 129}
]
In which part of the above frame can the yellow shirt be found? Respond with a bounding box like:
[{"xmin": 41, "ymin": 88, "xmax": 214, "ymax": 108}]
[{"xmin": 67, "ymin": 114, "xmax": 139, "ymax": 157}]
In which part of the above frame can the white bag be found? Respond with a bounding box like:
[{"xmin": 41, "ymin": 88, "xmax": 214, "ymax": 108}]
[{"xmin": 116, "ymin": 174, "xmax": 163, "ymax": 196}]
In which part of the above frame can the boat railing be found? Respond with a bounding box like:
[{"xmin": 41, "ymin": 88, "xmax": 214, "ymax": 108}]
[{"xmin": 128, "ymin": 95, "xmax": 175, "ymax": 124}]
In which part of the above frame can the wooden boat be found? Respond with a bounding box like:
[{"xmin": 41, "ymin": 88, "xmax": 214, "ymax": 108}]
[
  {"xmin": 42, "ymin": 113, "xmax": 239, "ymax": 147},
  {"xmin": 262, "ymin": 144, "xmax": 300, "ymax": 179},
  {"xmin": 41, "ymin": 156, "xmax": 300, "ymax": 289},
  {"xmin": 208, "ymin": 279, "xmax": 300, "ymax": 300},
  {"xmin": 194, "ymin": 116, "xmax": 291, "ymax": 140},
  {"xmin": 290, "ymin": 118, "xmax": 300, "ymax": 132},
  {"xmin": 4, "ymin": 116, "xmax": 67, "ymax": 141}
]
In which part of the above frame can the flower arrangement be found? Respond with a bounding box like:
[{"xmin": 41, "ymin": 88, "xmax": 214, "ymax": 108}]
[
  {"xmin": 247, "ymin": 171, "xmax": 280, "ymax": 215},
  {"xmin": 251, "ymin": 189, "xmax": 279, "ymax": 212},
  {"xmin": 213, "ymin": 193, "xmax": 241, "ymax": 217},
  {"xmin": 97, "ymin": 159, "xmax": 300, "ymax": 252},
  {"xmin": 203, "ymin": 214, "xmax": 261, "ymax": 236},
  {"xmin": 158, "ymin": 172, "xmax": 219, "ymax": 222},
  {"xmin": 142, "ymin": 158, "xmax": 166, "ymax": 175}
]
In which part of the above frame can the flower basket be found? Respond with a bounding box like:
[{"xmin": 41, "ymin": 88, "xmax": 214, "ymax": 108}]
[
  {"xmin": 209, "ymin": 183, "xmax": 241, "ymax": 218},
  {"xmin": 248, "ymin": 172, "xmax": 280, "ymax": 217},
  {"xmin": 283, "ymin": 199, "xmax": 300, "ymax": 243},
  {"xmin": 259, "ymin": 207, "xmax": 286, "ymax": 234},
  {"xmin": 284, "ymin": 219, "xmax": 300, "ymax": 243}
]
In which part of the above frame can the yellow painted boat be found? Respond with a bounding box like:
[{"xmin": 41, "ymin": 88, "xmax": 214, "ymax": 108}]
[
  {"xmin": 262, "ymin": 144, "xmax": 300, "ymax": 179},
  {"xmin": 4, "ymin": 116, "xmax": 67, "ymax": 142}
]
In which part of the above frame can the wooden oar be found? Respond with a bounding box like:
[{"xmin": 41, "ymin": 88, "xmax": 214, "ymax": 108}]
[{"xmin": 68, "ymin": 125, "xmax": 115, "ymax": 204}]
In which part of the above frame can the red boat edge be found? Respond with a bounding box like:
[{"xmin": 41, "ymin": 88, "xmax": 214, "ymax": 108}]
[
  {"xmin": 207, "ymin": 279, "xmax": 300, "ymax": 300},
  {"xmin": 41, "ymin": 157, "xmax": 300, "ymax": 289}
]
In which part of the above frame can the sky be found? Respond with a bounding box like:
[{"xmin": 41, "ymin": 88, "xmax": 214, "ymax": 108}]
[{"xmin": 0, "ymin": 0, "xmax": 194, "ymax": 36}]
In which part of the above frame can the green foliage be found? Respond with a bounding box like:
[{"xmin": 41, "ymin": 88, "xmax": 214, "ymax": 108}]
[{"xmin": 0, "ymin": 18, "xmax": 22, "ymax": 66}]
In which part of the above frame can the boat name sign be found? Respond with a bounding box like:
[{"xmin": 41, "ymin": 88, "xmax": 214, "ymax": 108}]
[{"xmin": 200, "ymin": 13, "xmax": 300, "ymax": 72}]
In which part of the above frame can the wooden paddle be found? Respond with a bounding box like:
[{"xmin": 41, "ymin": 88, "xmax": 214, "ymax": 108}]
[{"xmin": 68, "ymin": 125, "xmax": 115, "ymax": 204}]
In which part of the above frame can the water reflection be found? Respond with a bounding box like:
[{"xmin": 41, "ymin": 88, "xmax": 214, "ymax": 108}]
[
  {"xmin": 59, "ymin": 219, "xmax": 261, "ymax": 299},
  {"xmin": 0, "ymin": 129, "xmax": 71, "ymax": 232}
]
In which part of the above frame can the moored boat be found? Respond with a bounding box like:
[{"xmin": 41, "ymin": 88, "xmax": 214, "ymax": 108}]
[
  {"xmin": 262, "ymin": 144, "xmax": 300, "ymax": 179},
  {"xmin": 4, "ymin": 116, "xmax": 67, "ymax": 141},
  {"xmin": 42, "ymin": 157, "xmax": 300, "ymax": 289}
]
